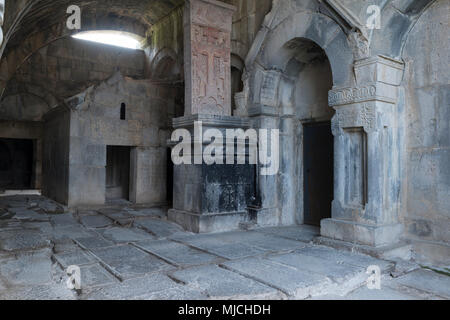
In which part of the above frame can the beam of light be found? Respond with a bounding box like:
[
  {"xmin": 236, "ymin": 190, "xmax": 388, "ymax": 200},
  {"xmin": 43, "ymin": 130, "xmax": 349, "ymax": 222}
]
[{"xmin": 72, "ymin": 31, "xmax": 142, "ymax": 50}]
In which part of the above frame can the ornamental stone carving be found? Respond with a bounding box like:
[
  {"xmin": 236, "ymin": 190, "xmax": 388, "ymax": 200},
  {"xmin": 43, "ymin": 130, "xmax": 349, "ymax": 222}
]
[{"xmin": 184, "ymin": 0, "xmax": 235, "ymax": 116}]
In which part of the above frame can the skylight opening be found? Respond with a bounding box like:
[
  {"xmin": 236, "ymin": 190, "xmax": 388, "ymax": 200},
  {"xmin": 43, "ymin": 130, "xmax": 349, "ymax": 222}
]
[{"xmin": 72, "ymin": 31, "xmax": 143, "ymax": 50}]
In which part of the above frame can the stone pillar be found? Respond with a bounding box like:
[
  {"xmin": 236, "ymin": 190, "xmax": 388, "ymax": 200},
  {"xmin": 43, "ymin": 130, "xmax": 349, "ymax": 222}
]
[
  {"xmin": 320, "ymin": 55, "xmax": 406, "ymax": 251},
  {"xmin": 169, "ymin": 0, "xmax": 259, "ymax": 233},
  {"xmin": 184, "ymin": 0, "xmax": 234, "ymax": 116}
]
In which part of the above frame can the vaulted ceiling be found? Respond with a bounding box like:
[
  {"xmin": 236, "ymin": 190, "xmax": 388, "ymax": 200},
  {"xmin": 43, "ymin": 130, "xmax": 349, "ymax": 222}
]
[{"xmin": 4, "ymin": 0, "xmax": 184, "ymax": 49}]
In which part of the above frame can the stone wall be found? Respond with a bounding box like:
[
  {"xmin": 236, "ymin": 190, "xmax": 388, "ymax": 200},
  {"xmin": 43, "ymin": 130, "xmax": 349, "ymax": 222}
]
[
  {"xmin": 0, "ymin": 37, "xmax": 146, "ymax": 122},
  {"xmin": 62, "ymin": 72, "xmax": 175, "ymax": 207},
  {"xmin": 402, "ymin": 0, "xmax": 450, "ymax": 253},
  {"xmin": 42, "ymin": 107, "xmax": 70, "ymax": 204}
]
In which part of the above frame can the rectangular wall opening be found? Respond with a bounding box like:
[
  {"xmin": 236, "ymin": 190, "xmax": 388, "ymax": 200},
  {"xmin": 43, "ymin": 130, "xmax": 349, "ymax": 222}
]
[
  {"xmin": 106, "ymin": 146, "xmax": 131, "ymax": 201},
  {"xmin": 0, "ymin": 138, "xmax": 34, "ymax": 191},
  {"xmin": 303, "ymin": 122, "xmax": 334, "ymax": 226}
]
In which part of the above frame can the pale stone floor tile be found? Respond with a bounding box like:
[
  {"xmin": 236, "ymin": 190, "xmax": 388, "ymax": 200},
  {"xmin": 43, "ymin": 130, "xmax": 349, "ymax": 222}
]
[{"xmin": 0, "ymin": 195, "xmax": 448, "ymax": 300}]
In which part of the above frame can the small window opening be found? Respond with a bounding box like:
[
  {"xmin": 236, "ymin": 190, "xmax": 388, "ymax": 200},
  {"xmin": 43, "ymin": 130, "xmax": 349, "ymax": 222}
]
[{"xmin": 120, "ymin": 103, "xmax": 126, "ymax": 120}]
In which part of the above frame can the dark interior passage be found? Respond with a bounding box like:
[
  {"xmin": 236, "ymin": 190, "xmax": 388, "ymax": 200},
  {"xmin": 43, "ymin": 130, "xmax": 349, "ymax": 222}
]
[
  {"xmin": 0, "ymin": 138, "xmax": 34, "ymax": 190},
  {"xmin": 106, "ymin": 146, "xmax": 130, "ymax": 201},
  {"xmin": 303, "ymin": 122, "xmax": 334, "ymax": 226}
]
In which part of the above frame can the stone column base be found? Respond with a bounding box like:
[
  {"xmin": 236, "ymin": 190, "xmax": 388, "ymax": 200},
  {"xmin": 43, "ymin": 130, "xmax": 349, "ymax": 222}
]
[
  {"xmin": 321, "ymin": 218, "xmax": 404, "ymax": 247},
  {"xmin": 168, "ymin": 209, "xmax": 248, "ymax": 234}
]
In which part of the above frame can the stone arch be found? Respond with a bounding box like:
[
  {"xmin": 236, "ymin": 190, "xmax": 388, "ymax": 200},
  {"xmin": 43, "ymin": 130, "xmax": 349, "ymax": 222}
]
[
  {"xmin": 252, "ymin": 11, "xmax": 354, "ymax": 89},
  {"xmin": 370, "ymin": 0, "xmax": 437, "ymax": 59},
  {"xmin": 149, "ymin": 47, "xmax": 182, "ymax": 81}
]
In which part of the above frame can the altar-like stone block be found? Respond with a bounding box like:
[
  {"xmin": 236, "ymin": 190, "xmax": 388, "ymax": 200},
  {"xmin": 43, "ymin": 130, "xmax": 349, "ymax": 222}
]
[
  {"xmin": 170, "ymin": 1, "xmax": 258, "ymax": 233},
  {"xmin": 184, "ymin": 0, "xmax": 235, "ymax": 116}
]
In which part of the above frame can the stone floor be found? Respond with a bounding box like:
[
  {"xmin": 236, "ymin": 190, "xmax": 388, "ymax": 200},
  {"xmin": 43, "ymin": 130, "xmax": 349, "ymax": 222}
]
[{"xmin": 0, "ymin": 195, "xmax": 449, "ymax": 300}]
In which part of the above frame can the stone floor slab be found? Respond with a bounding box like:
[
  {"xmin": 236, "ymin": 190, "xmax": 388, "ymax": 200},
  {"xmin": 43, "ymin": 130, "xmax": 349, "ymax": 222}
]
[
  {"xmin": 53, "ymin": 250, "xmax": 96, "ymax": 269},
  {"xmin": 90, "ymin": 245, "xmax": 173, "ymax": 280},
  {"xmin": 0, "ymin": 249, "xmax": 54, "ymax": 286},
  {"xmin": 96, "ymin": 227, "xmax": 154, "ymax": 243},
  {"xmin": 80, "ymin": 215, "xmax": 113, "ymax": 229},
  {"xmin": 295, "ymin": 245, "xmax": 395, "ymax": 272},
  {"xmin": 128, "ymin": 207, "xmax": 166, "ymax": 219},
  {"xmin": 0, "ymin": 284, "xmax": 76, "ymax": 300},
  {"xmin": 392, "ymin": 269, "xmax": 450, "ymax": 298},
  {"xmin": 171, "ymin": 265, "xmax": 281, "ymax": 300},
  {"xmin": 221, "ymin": 257, "xmax": 332, "ymax": 299},
  {"xmin": 75, "ymin": 236, "xmax": 114, "ymax": 250},
  {"xmin": 255, "ymin": 225, "xmax": 320, "ymax": 243},
  {"xmin": 136, "ymin": 219, "xmax": 188, "ymax": 239},
  {"xmin": 172, "ymin": 234, "xmax": 266, "ymax": 260},
  {"xmin": 0, "ymin": 229, "xmax": 50, "ymax": 251},
  {"xmin": 80, "ymin": 264, "xmax": 117, "ymax": 288},
  {"xmin": 84, "ymin": 273, "xmax": 179, "ymax": 300},
  {"xmin": 135, "ymin": 239, "xmax": 221, "ymax": 267},
  {"xmin": 268, "ymin": 252, "xmax": 365, "ymax": 283},
  {"xmin": 50, "ymin": 225, "xmax": 93, "ymax": 242}
]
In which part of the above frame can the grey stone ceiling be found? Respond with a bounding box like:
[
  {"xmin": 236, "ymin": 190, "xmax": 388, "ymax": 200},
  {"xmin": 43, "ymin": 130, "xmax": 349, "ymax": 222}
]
[{"xmin": 6, "ymin": 0, "xmax": 184, "ymax": 48}]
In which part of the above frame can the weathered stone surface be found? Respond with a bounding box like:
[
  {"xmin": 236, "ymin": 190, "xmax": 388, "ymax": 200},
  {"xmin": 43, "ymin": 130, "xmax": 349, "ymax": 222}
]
[
  {"xmin": 0, "ymin": 284, "xmax": 76, "ymax": 300},
  {"xmin": 50, "ymin": 213, "xmax": 79, "ymax": 226},
  {"xmin": 79, "ymin": 264, "xmax": 117, "ymax": 288},
  {"xmin": 136, "ymin": 218, "xmax": 187, "ymax": 239},
  {"xmin": 90, "ymin": 245, "xmax": 173, "ymax": 280},
  {"xmin": 37, "ymin": 199, "xmax": 65, "ymax": 214},
  {"xmin": 135, "ymin": 239, "xmax": 220, "ymax": 267},
  {"xmin": 0, "ymin": 249, "xmax": 54, "ymax": 286},
  {"xmin": 53, "ymin": 250, "xmax": 96, "ymax": 269},
  {"xmin": 8, "ymin": 208, "xmax": 48, "ymax": 221},
  {"xmin": 221, "ymin": 257, "xmax": 331, "ymax": 299},
  {"xmin": 311, "ymin": 286, "xmax": 422, "ymax": 300},
  {"xmin": 294, "ymin": 246, "xmax": 395, "ymax": 273},
  {"xmin": 0, "ymin": 229, "xmax": 50, "ymax": 251},
  {"xmin": 128, "ymin": 207, "xmax": 167, "ymax": 219},
  {"xmin": 255, "ymin": 225, "xmax": 320, "ymax": 243},
  {"xmin": 184, "ymin": 0, "xmax": 235, "ymax": 116},
  {"xmin": 50, "ymin": 225, "xmax": 93, "ymax": 242},
  {"xmin": 171, "ymin": 265, "xmax": 281, "ymax": 299},
  {"xmin": 96, "ymin": 227, "xmax": 155, "ymax": 243},
  {"xmin": 80, "ymin": 215, "xmax": 113, "ymax": 229},
  {"xmin": 74, "ymin": 236, "xmax": 114, "ymax": 250},
  {"xmin": 392, "ymin": 269, "xmax": 450, "ymax": 299},
  {"xmin": 84, "ymin": 273, "xmax": 179, "ymax": 300}
]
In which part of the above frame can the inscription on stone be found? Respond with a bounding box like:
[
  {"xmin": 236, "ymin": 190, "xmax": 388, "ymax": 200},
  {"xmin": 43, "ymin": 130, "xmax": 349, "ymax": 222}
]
[{"xmin": 328, "ymin": 85, "xmax": 377, "ymax": 106}]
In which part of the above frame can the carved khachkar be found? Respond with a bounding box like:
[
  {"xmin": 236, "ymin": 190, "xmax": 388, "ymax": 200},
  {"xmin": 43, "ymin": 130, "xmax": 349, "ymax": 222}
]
[{"xmin": 184, "ymin": 0, "xmax": 235, "ymax": 116}]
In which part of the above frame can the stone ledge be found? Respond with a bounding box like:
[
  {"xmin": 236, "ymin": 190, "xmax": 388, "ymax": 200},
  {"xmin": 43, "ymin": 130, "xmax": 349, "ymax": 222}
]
[
  {"xmin": 168, "ymin": 208, "xmax": 248, "ymax": 234},
  {"xmin": 321, "ymin": 218, "xmax": 404, "ymax": 247},
  {"xmin": 173, "ymin": 114, "xmax": 250, "ymax": 129},
  {"xmin": 314, "ymin": 236, "xmax": 412, "ymax": 262}
]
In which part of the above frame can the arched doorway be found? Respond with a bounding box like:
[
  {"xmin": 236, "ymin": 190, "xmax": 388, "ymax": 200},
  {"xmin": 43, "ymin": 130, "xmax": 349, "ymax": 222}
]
[{"xmin": 284, "ymin": 38, "xmax": 334, "ymax": 226}]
